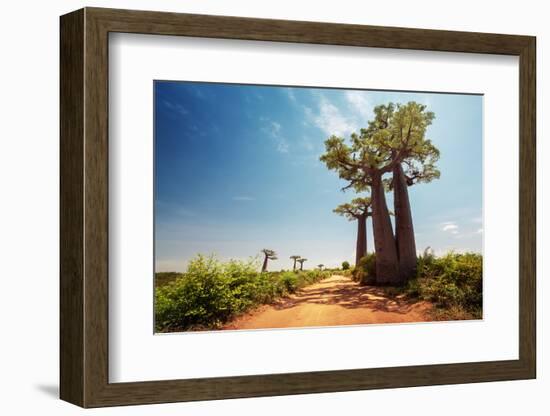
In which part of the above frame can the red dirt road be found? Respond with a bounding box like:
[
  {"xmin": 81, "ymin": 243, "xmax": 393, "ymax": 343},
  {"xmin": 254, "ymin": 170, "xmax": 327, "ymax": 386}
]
[{"xmin": 223, "ymin": 275, "xmax": 432, "ymax": 330}]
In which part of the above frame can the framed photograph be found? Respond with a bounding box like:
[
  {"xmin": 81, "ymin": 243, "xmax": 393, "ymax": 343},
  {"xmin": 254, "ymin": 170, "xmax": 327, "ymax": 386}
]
[{"xmin": 60, "ymin": 7, "xmax": 536, "ymax": 408}]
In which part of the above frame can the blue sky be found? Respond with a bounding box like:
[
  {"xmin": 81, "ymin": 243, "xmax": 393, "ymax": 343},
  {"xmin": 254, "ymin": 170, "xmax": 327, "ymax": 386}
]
[{"xmin": 154, "ymin": 81, "xmax": 482, "ymax": 272}]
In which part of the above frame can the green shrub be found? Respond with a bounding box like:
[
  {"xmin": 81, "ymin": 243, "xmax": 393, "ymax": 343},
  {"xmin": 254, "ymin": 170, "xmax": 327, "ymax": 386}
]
[
  {"xmin": 398, "ymin": 251, "xmax": 483, "ymax": 319},
  {"xmin": 352, "ymin": 253, "xmax": 376, "ymax": 285},
  {"xmin": 342, "ymin": 261, "xmax": 350, "ymax": 270},
  {"xmin": 155, "ymin": 255, "xmax": 332, "ymax": 332},
  {"xmin": 279, "ymin": 271, "xmax": 299, "ymax": 293},
  {"xmin": 155, "ymin": 272, "xmax": 184, "ymax": 288}
]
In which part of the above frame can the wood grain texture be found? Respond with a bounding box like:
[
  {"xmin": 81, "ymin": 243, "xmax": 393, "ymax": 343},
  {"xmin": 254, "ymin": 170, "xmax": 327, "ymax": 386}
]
[
  {"xmin": 59, "ymin": 7, "xmax": 537, "ymax": 408},
  {"xmin": 59, "ymin": 8, "xmax": 84, "ymax": 407},
  {"xmin": 518, "ymin": 38, "xmax": 536, "ymax": 376}
]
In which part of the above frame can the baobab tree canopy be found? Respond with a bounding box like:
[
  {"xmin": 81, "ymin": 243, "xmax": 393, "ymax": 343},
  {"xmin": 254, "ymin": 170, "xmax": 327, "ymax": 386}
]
[
  {"xmin": 368, "ymin": 103, "xmax": 440, "ymax": 189},
  {"xmin": 322, "ymin": 102, "xmax": 439, "ymax": 190},
  {"xmin": 333, "ymin": 197, "xmax": 372, "ymax": 221},
  {"xmin": 261, "ymin": 249, "xmax": 277, "ymax": 259}
]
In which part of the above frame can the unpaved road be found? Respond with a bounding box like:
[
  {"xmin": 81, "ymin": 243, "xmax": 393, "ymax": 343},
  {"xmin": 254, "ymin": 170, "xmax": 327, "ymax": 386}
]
[{"xmin": 223, "ymin": 275, "xmax": 432, "ymax": 330}]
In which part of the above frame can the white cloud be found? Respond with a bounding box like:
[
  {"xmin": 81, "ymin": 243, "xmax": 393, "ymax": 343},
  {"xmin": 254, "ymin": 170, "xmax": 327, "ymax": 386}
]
[
  {"xmin": 306, "ymin": 95, "xmax": 358, "ymax": 137},
  {"xmin": 305, "ymin": 91, "xmax": 375, "ymax": 138},
  {"xmin": 270, "ymin": 121, "xmax": 281, "ymax": 134},
  {"xmin": 442, "ymin": 223, "xmax": 458, "ymax": 232},
  {"xmin": 441, "ymin": 221, "xmax": 460, "ymax": 235},
  {"xmin": 285, "ymin": 88, "xmax": 297, "ymax": 103},
  {"xmin": 260, "ymin": 118, "xmax": 289, "ymax": 153},
  {"xmin": 344, "ymin": 90, "xmax": 373, "ymax": 122},
  {"xmin": 276, "ymin": 141, "xmax": 289, "ymax": 153}
]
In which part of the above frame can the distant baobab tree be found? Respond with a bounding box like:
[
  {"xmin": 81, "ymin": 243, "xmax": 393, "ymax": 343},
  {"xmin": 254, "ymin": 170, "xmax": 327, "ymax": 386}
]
[
  {"xmin": 297, "ymin": 258, "xmax": 307, "ymax": 271},
  {"xmin": 261, "ymin": 249, "xmax": 278, "ymax": 272},
  {"xmin": 290, "ymin": 255, "xmax": 301, "ymax": 271},
  {"xmin": 333, "ymin": 197, "xmax": 372, "ymax": 268},
  {"xmin": 317, "ymin": 264, "xmax": 324, "ymax": 270}
]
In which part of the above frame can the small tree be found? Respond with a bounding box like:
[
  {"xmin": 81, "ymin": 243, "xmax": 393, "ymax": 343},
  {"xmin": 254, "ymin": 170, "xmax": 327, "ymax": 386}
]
[
  {"xmin": 342, "ymin": 261, "xmax": 350, "ymax": 270},
  {"xmin": 261, "ymin": 249, "xmax": 278, "ymax": 272},
  {"xmin": 297, "ymin": 258, "xmax": 308, "ymax": 271},
  {"xmin": 334, "ymin": 197, "xmax": 372, "ymax": 268},
  {"xmin": 290, "ymin": 255, "xmax": 301, "ymax": 272}
]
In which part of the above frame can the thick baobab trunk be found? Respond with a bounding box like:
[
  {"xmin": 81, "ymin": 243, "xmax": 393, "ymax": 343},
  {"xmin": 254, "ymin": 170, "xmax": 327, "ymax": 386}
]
[
  {"xmin": 261, "ymin": 255, "xmax": 268, "ymax": 272},
  {"xmin": 371, "ymin": 172, "xmax": 400, "ymax": 284},
  {"xmin": 393, "ymin": 163, "xmax": 417, "ymax": 283},
  {"xmin": 355, "ymin": 215, "xmax": 367, "ymax": 267},
  {"xmin": 292, "ymin": 259, "xmax": 297, "ymax": 272}
]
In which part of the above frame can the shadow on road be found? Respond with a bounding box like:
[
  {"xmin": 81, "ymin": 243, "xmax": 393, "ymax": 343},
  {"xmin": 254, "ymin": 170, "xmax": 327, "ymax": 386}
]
[{"xmin": 271, "ymin": 275, "xmax": 416, "ymax": 315}]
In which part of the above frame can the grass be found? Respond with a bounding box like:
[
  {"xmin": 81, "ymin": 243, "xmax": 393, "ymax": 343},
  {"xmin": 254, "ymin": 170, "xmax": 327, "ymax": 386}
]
[{"xmin": 155, "ymin": 255, "xmax": 332, "ymax": 332}]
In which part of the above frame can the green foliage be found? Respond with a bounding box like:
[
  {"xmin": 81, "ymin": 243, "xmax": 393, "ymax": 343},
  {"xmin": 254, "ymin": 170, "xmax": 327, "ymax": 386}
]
[
  {"xmin": 279, "ymin": 271, "xmax": 299, "ymax": 292},
  {"xmin": 155, "ymin": 255, "xmax": 331, "ymax": 332},
  {"xmin": 319, "ymin": 101, "xmax": 440, "ymax": 193},
  {"xmin": 353, "ymin": 253, "xmax": 377, "ymax": 285},
  {"xmin": 396, "ymin": 251, "xmax": 483, "ymax": 320},
  {"xmin": 155, "ymin": 272, "xmax": 184, "ymax": 288},
  {"xmin": 341, "ymin": 261, "xmax": 350, "ymax": 270},
  {"xmin": 333, "ymin": 197, "xmax": 372, "ymax": 221}
]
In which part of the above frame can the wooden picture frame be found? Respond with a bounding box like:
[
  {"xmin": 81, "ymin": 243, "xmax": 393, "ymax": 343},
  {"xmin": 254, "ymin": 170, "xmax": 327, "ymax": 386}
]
[{"xmin": 60, "ymin": 7, "xmax": 536, "ymax": 408}]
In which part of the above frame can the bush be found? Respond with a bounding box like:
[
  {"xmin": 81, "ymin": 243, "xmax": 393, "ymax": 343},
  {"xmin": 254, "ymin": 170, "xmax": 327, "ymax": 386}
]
[
  {"xmin": 279, "ymin": 271, "xmax": 299, "ymax": 292},
  {"xmin": 155, "ymin": 255, "xmax": 332, "ymax": 332},
  {"xmin": 353, "ymin": 253, "xmax": 377, "ymax": 285},
  {"xmin": 155, "ymin": 255, "xmax": 256, "ymax": 332},
  {"xmin": 341, "ymin": 261, "xmax": 350, "ymax": 270},
  {"xmin": 398, "ymin": 251, "xmax": 483, "ymax": 320},
  {"xmin": 155, "ymin": 272, "xmax": 184, "ymax": 288}
]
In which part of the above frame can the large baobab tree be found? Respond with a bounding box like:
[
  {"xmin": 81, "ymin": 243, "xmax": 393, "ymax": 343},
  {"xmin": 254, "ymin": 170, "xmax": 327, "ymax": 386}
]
[
  {"xmin": 321, "ymin": 135, "xmax": 399, "ymax": 283},
  {"xmin": 290, "ymin": 255, "xmax": 301, "ymax": 272},
  {"xmin": 261, "ymin": 249, "xmax": 278, "ymax": 272},
  {"xmin": 297, "ymin": 258, "xmax": 307, "ymax": 271},
  {"xmin": 333, "ymin": 197, "xmax": 372, "ymax": 268},
  {"xmin": 365, "ymin": 103, "xmax": 439, "ymax": 281},
  {"xmin": 321, "ymin": 101, "xmax": 439, "ymax": 284}
]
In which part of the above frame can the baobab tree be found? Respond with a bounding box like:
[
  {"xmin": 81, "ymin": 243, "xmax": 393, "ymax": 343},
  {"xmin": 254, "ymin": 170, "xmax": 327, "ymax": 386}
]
[
  {"xmin": 290, "ymin": 255, "xmax": 301, "ymax": 272},
  {"xmin": 321, "ymin": 134, "xmax": 398, "ymax": 283},
  {"xmin": 333, "ymin": 197, "xmax": 372, "ymax": 268},
  {"xmin": 261, "ymin": 249, "xmax": 278, "ymax": 272},
  {"xmin": 321, "ymin": 101, "xmax": 439, "ymax": 284},
  {"xmin": 317, "ymin": 264, "xmax": 324, "ymax": 270},
  {"xmin": 365, "ymin": 103, "xmax": 439, "ymax": 281},
  {"xmin": 297, "ymin": 258, "xmax": 307, "ymax": 271}
]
